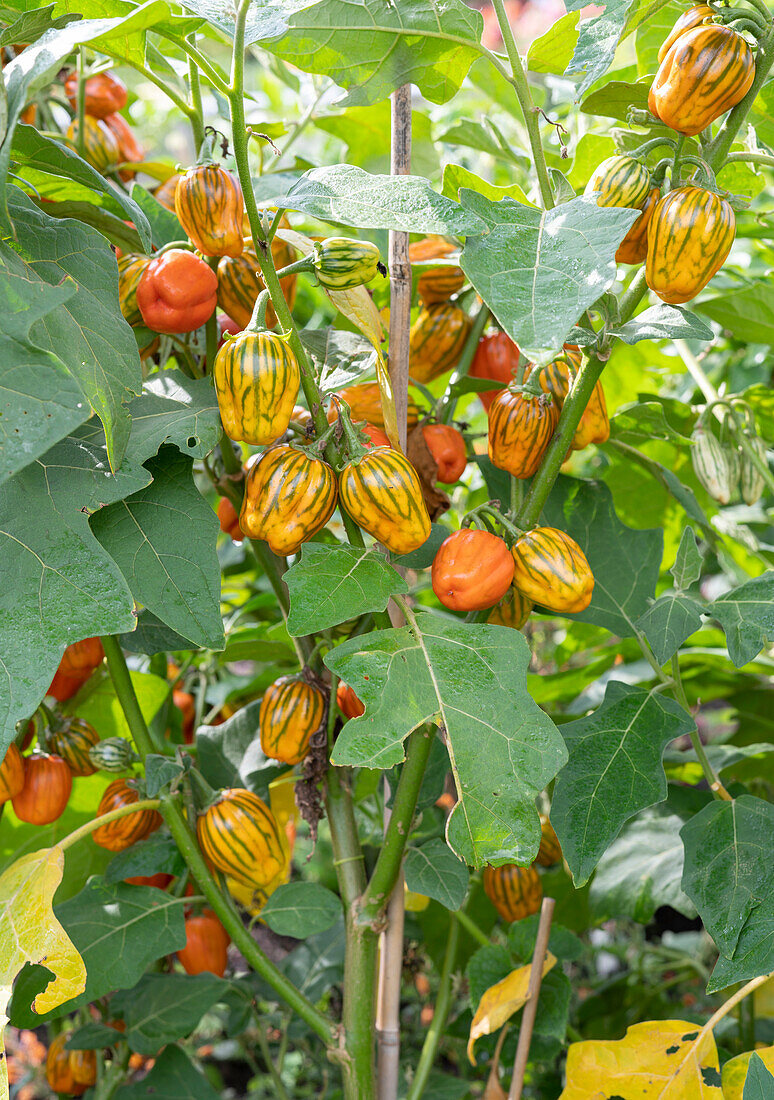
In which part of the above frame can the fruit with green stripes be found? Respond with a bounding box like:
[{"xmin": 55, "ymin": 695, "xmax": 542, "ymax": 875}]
[
  {"xmin": 239, "ymin": 444, "xmax": 338, "ymax": 555},
  {"xmin": 646, "ymin": 186, "xmax": 735, "ymax": 305},
  {"xmin": 49, "ymin": 717, "xmax": 100, "ymax": 777},
  {"xmin": 214, "ymin": 329, "xmax": 300, "ymax": 445},
  {"xmin": 330, "ymin": 383, "xmax": 421, "ymax": 429},
  {"xmin": 66, "ymin": 116, "xmax": 119, "ymax": 173},
  {"xmin": 88, "ymin": 736, "xmax": 137, "ymax": 773},
  {"xmin": 197, "ymin": 788, "xmax": 287, "ymax": 889},
  {"xmin": 259, "ymin": 675, "xmax": 327, "ymax": 765},
  {"xmin": 174, "ymin": 163, "xmax": 244, "ymax": 258},
  {"xmin": 488, "ymin": 388, "xmax": 559, "ymax": 479},
  {"xmin": 487, "ymin": 585, "xmax": 533, "ymax": 630},
  {"xmin": 536, "ymin": 815, "xmax": 562, "ymax": 867},
  {"xmin": 511, "ymin": 526, "xmax": 594, "ymax": 613},
  {"xmin": 409, "ymin": 302, "xmax": 471, "ymax": 383},
  {"xmin": 658, "ymin": 4, "xmax": 713, "ymax": 63},
  {"xmin": 691, "ymin": 425, "xmax": 734, "ymax": 504},
  {"xmin": 117, "ymin": 253, "xmax": 151, "ymax": 326},
  {"xmin": 741, "ymin": 434, "xmax": 767, "ymax": 506},
  {"xmin": 409, "ymin": 236, "xmax": 465, "ymax": 305},
  {"xmin": 92, "ymin": 778, "xmax": 162, "ymax": 851},
  {"xmin": 338, "ymin": 448, "xmax": 432, "ymax": 555},
  {"xmin": 313, "ymin": 237, "xmax": 383, "ymax": 290},
  {"xmin": 584, "ymin": 155, "xmax": 651, "ymax": 212},
  {"xmin": 217, "ymin": 236, "xmax": 298, "ymax": 331},
  {"xmin": 483, "ymin": 863, "xmax": 543, "ymax": 923}
]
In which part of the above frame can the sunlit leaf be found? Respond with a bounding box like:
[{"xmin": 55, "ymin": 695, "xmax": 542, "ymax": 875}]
[{"xmin": 467, "ymin": 953, "xmax": 557, "ymax": 1064}]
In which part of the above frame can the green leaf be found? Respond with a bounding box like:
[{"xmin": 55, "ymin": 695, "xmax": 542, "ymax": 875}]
[
  {"xmin": 104, "ymin": 833, "xmax": 186, "ymax": 885},
  {"xmin": 564, "ymin": 0, "xmax": 638, "ymax": 97},
  {"xmin": 671, "ymin": 527, "xmax": 702, "ymax": 591},
  {"xmin": 442, "ymin": 162, "xmax": 532, "ymax": 207},
  {"xmin": 696, "ymin": 284, "xmax": 774, "ymax": 346},
  {"xmin": 143, "ymin": 754, "xmax": 184, "ymax": 797},
  {"xmin": 260, "ymin": 882, "xmax": 343, "ymax": 938},
  {"xmin": 285, "ymin": 543, "xmax": 408, "ymax": 636},
  {"xmin": 121, "ymin": 371, "xmax": 223, "ymax": 461},
  {"xmin": 612, "ymin": 304, "xmax": 714, "ymax": 344},
  {"xmin": 551, "ymin": 681, "xmax": 695, "ymax": 885},
  {"xmin": 12, "ymin": 125, "xmax": 152, "ymax": 250},
  {"xmin": 314, "ymin": 102, "xmax": 440, "ymax": 179},
  {"xmin": 681, "ymin": 795, "xmax": 774, "ymax": 959},
  {"xmin": 264, "ymin": 0, "xmax": 483, "ymax": 107},
  {"xmin": 541, "ymin": 477, "xmax": 663, "ymax": 637},
  {"xmin": 66, "ymin": 1023, "xmax": 123, "ymax": 1050},
  {"xmin": 635, "ymin": 594, "xmax": 703, "ymax": 665},
  {"xmin": 283, "ymin": 164, "xmax": 483, "ymax": 235},
  {"xmin": 527, "ymin": 11, "xmax": 579, "ymax": 74},
  {"xmin": 68, "ymin": 670, "xmax": 168, "ymax": 741},
  {"xmin": 282, "ymin": 920, "xmax": 346, "ymax": 1002},
  {"xmin": 90, "ymin": 447, "xmax": 225, "ymax": 651},
  {"xmin": 5, "ymin": 188, "xmax": 142, "ymax": 470},
  {"xmin": 111, "ymin": 972, "xmax": 229, "ymax": 1055},
  {"xmin": 609, "ymin": 400, "xmax": 694, "ymax": 447},
  {"xmin": 743, "ymin": 1053, "xmax": 774, "ymax": 1099},
  {"xmin": 114, "ymin": 1043, "xmax": 221, "ymax": 1100},
  {"xmin": 589, "ymin": 805, "xmax": 696, "ymax": 923},
  {"xmin": 567, "ymin": 133, "xmax": 616, "ymax": 190},
  {"xmin": 0, "ymin": 269, "xmax": 88, "ymax": 482},
  {"xmin": 0, "ymin": 4, "xmax": 78, "ymax": 47},
  {"xmin": 120, "ymin": 610, "xmax": 198, "ymax": 656},
  {"xmin": 466, "ymin": 944, "xmax": 512, "ymax": 1006},
  {"xmin": 580, "ymin": 79, "xmax": 651, "ymax": 120},
  {"xmin": 324, "ymin": 614, "xmax": 567, "ymax": 867},
  {"xmin": 392, "ymin": 523, "xmax": 449, "ymax": 569},
  {"xmin": 404, "ymin": 839, "xmax": 470, "ymax": 911},
  {"xmin": 459, "ymin": 191, "xmax": 637, "ymax": 362},
  {"xmin": 173, "ymin": 0, "xmax": 301, "ymax": 42},
  {"xmin": 507, "ymin": 917, "xmax": 584, "ymax": 963},
  {"xmin": 708, "ymin": 892, "xmax": 774, "ymax": 992},
  {"xmin": 708, "ymin": 572, "xmax": 774, "ymax": 667},
  {"xmin": 437, "ymin": 119, "xmax": 526, "ymax": 167},
  {"xmin": 196, "ymin": 700, "xmax": 283, "ymax": 795},
  {"xmin": 129, "ymin": 181, "xmax": 184, "ymax": 248}
]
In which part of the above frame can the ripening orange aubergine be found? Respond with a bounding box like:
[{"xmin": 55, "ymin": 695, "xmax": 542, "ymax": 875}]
[
  {"xmin": 488, "ymin": 389, "xmax": 559, "ymax": 479},
  {"xmin": 177, "ymin": 911, "xmax": 231, "ymax": 976},
  {"xmin": 646, "ymin": 186, "xmax": 735, "ymax": 305},
  {"xmin": 421, "ymin": 423, "xmax": 468, "ymax": 483},
  {"xmin": 46, "ymin": 1032, "xmax": 97, "ymax": 1097},
  {"xmin": 336, "ymin": 682, "xmax": 365, "ymax": 719},
  {"xmin": 616, "ymin": 187, "xmax": 660, "ymax": 265},
  {"xmin": 470, "ymin": 332, "xmax": 524, "ymax": 412},
  {"xmin": 657, "ymin": 3, "xmax": 713, "ymax": 62},
  {"xmin": 329, "ymin": 383, "xmax": 421, "ymax": 430},
  {"xmin": 536, "ymin": 815, "xmax": 562, "ymax": 867},
  {"xmin": 409, "ymin": 302, "xmax": 471, "ymax": 383},
  {"xmin": 431, "ymin": 529, "xmax": 514, "ymax": 612},
  {"xmin": 483, "ymin": 864, "xmax": 543, "ymax": 923},
  {"xmin": 259, "ymin": 675, "xmax": 327, "ymax": 765},
  {"xmin": 92, "ymin": 778, "xmax": 162, "ymax": 852},
  {"xmin": 239, "ymin": 444, "xmax": 338, "ymax": 556},
  {"xmin": 0, "ymin": 743, "xmax": 24, "ymax": 804},
  {"xmin": 64, "ymin": 70, "xmax": 127, "ymax": 119},
  {"xmin": 197, "ymin": 788, "xmax": 287, "ymax": 889},
  {"xmin": 584, "ymin": 155, "xmax": 651, "ymax": 211},
  {"xmin": 174, "ymin": 163, "xmax": 244, "ymax": 258},
  {"xmin": 511, "ymin": 526, "xmax": 594, "ymax": 614},
  {"xmin": 12, "ymin": 753, "xmax": 72, "ymax": 825},
  {"xmin": 214, "ymin": 330, "xmax": 301, "ymax": 445},
  {"xmin": 338, "ymin": 448, "xmax": 432, "ymax": 555},
  {"xmin": 487, "ymin": 585, "xmax": 533, "ymax": 630}
]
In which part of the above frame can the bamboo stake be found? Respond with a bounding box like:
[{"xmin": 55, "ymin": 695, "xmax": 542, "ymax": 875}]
[
  {"xmin": 388, "ymin": 83, "xmax": 412, "ymax": 450},
  {"xmin": 376, "ymin": 855, "xmax": 406, "ymax": 1100},
  {"xmin": 508, "ymin": 897, "xmax": 555, "ymax": 1100}
]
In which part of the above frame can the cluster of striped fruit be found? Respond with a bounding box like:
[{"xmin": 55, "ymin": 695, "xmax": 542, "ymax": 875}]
[
  {"xmin": 483, "ymin": 816, "xmax": 562, "ymax": 924},
  {"xmin": 585, "ymin": 2, "xmax": 761, "ymax": 304},
  {"xmin": 407, "ymin": 237, "xmax": 472, "ymax": 384},
  {"xmin": 691, "ymin": 407, "xmax": 768, "ymax": 506},
  {"xmin": 62, "ymin": 70, "xmax": 145, "ymax": 180}
]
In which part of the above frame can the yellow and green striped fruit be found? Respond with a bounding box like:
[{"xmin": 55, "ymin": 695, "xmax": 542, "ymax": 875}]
[
  {"xmin": 483, "ymin": 863, "xmax": 543, "ymax": 923},
  {"xmin": 259, "ymin": 676, "xmax": 327, "ymax": 765},
  {"xmin": 217, "ymin": 238, "xmax": 297, "ymax": 331},
  {"xmin": 511, "ymin": 526, "xmax": 594, "ymax": 614},
  {"xmin": 313, "ymin": 237, "xmax": 382, "ymax": 290},
  {"xmin": 487, "ymin": 585, "xmax": 533, "ymax": 630},
  {"xmin": 239, "ymin": 444, "xmax": 337, "ymax": 555},
  {"xmin": 329, "ymin": 383, "xmax": 421, "ymax": 430},
  {"xmin": 657, "ymin": 4, "xmax": 713, "ymax": 63},
  {"xmin": 66, "ymin": 116, "xmax": 119, "ymax": 173},
  {"xmin": 584, "ymin": 155, "xmax": 651, "ymax": 211},
  {"xmin": 174, "ymin": 163, "xmax": 243, "ymax": 258},
  {"xmin": 646, "ymin": 186, "xmax": 735, "ymax": 305},
  {"xmin": 409, "ymin": 236, "xmax": 465, "ymax": 305},
  {"xmin": 488, "ymin": 389, "xmax": 559, "ymax": 479},
  {"xmin": 691, "ymin": 426, "xmax": 734, "ymax": 505},
  {"xmin": 214, "ymin": 330, "xmax": 300, "ymax": 446},
  {"xmin": 409, "ymin": 302, "xmax": 471, "ymax": 383},
  {"xmin": 616, "ymin": 187, "xmax": 660, "ymax": 265},
  {"xmin": 339, "ymin": 448, "xmax": 431, "ymax": 555},
  {"xmin": 88, "ymin": 737, "xmax": 136, "ymax": 773},
  {"xmin": 49, "ymin": 718, "xmax": 100, "ymax": 777},
  {"xmin": 197, "ymin": 788, "xmax": 287, "ymax": 889},
  {"xmin": 741, "ymin": 435, "xmax": 767, "ymax": 506},
  {"xmin": 117, "ymin": 253, "xmax": 150, "ymax": 326},
  {"xmin": 92, "ymin": 779, "xmax": 162, "ymax": 852},
  {"xmin": 535, "ymin": 815, "xmax": 562, "ymax": 867}
]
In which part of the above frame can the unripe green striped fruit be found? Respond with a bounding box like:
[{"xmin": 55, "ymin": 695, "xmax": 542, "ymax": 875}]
[
  {"xmin": 741, "ymin": 435, "xmax": 767, "ymax": 506},
  {"xmin": 691, "ymin": 426, "xmax": 733, "ymax": 505},
  {"xmin": 88, "ymin": 737, "xmax": 137, "ymax": 772},
  {"xmin": 313, "ymin": 237, "xmax": 383, "ymax": 290}
]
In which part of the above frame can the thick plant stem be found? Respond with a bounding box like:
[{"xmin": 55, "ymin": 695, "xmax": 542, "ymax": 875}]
[
  {"xmin": 488, "ymin": 0, "xmax": 553, "ymax": 210},
  {"xmin": 186, "ymin": 36, "xmax": 205, "ymax": 152},
  {"xmin": 406, "ymin": 914, "xmax": 460, "ymax": 1100},
  {"xmin": 358, "ymin": 727, "xmax": 434, "ymax": 926},
  {"xmin": 705, "ymin": 22, "xmax": 774, "ymax": 168},
  {"xmin": 101, "ymin": 634, "xmax": 334, "ymax": 1046},
  {"xmin": 326, "ymin": 767, "xmax": 377, "ymax": 1100}
]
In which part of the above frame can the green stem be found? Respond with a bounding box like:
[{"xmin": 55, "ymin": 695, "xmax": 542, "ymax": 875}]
[
  {"xmin": 76, "ymin": 49, "xmax": 86, "ymax": 158},
  {"xmin": 488, "ymin": 0, "xmax": 553, "ymax": 209},
  {"xmin": 670, "ymin": 656, "xmax": 731, "ymax": 800},
  {"xmin": 205, "ymin": 257, "xmax": 219, "ymax": 370},
  {"xmin": 455, "ymin": 909, "xmax": 492, "ymax": 948},
  {"xmin": 705, "ymin": 21, "xmax": 774, "ymax": 168},
  {"xmin": 101, "ymin": 634, "xmax": 333, "ymax": 1044},
  {"xmin": 60, "ymin": 798, "xmax": 163, "ymax": 851},
  {"xmin": 358, "ymin": 726, "xmax": 435, "ymax": 926},
  {"xmin": 101, "ymin": 50, "xmax": 195, "ymax": 121},
  {"xmin": 725, "ymin": 151, "xmax": 774, "ymax": 168},
  {"xmin": 186, "ymin": 35, "xmax": 205, "ymax": 152},
  {"xmin": 406, "ymin": 914, "xmax": 460, "ymax": 1100},
  {"xmin": 159, "ymin": 30, "xmax": 231, "ymax": 97},
  {"xmin": 251, "ymin": 1008, "xmax": 292, "ymax": 1100}
]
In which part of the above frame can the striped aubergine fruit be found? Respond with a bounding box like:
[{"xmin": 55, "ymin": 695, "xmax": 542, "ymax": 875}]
[
  {"xmin": 12, "ymin": 754, "xmax": 73, "ymax": 825},
  {"xmin": 511, "ymin": 526, "xmax": 594, "ymax": 614},
  {"xmin": 487, "ymin": 585, "xmax": 533, "ymax": 630},
  {"xmin": 483, "ymin": 864, "xmax": 543, "ymax": 923},
  {"xmin": 117, "ymin": 253, "xmax": 151, "ymax": 326},
  {"xmin": 92, "ymin": 778, "xmax": 162, "ymax": 852},
  {"xmin": 259, "ymin": 675, "xmax": 327, "ymax": 765},
  {"xmin": 658, "ymin": 3, "xmax": 713, "ymax": 63},
  {"xmin": 646, "ymin": 186, "xmax": 735, "ymax": 305},
  {"xmin": 217, "ymin": 239, "xmax": 297, "ymax": 330},
  {"xmin": 409, "ymin": 234, "xmax": 465, "ymax": 305},
  {"xmin": 155, "ymin": 173, "xmax": 182, "ymax": 212},
  {"xmin": 0, "ymin": 743, "xmax": 24, "ymax": 803},
  {"xmin": 690, "ymin": 425, "xmax": 734, "ymax": 504},
  {"xmin": 572, "ymin": 380, "xmax": 610, "ymax": 450},
  {"xmin": 409, "ymin": 302, "xmax": 471, "ymax": 383},
  {"xmin": 88, "ymin": 736, "xmax": 136, "ymax": 772},
  {"xmin": 524, "ymin": 346, "xmax": 581, "ymax": 409},
  {"xmin": 535, "ymin": 815, "xmax": 562, "ymax": 867},
  {"xmin": 64, "ymin": 70, "xmax": 127, "ymax": 119},
  {"xmin": 48, "ymin": 717, "xmax": 100, "ymax": 777},
  {"xmin": 741, "ymin": 434, "xmax": 767, "ymax": 506},
  {"xmin": 313, "ymin": 237, "xmax": 382, "ymax": 290},
  {"xmin": 330, "ymin": 383, "xmax": 421, "ymax": 430},
  {"xmin": 239, "ymin": 444, "xmax": 338, "ymax": 555},
  {"xmin": 339, "ymin": 447, "xmax": 432, "ymax": 555},
  {"xmin": 648, "ymin": 24, "xmax": 755, "ymax": 136},
  {"xmin": 584, "ymin": 155, "xmax": 651, "ymax": 211},
  {"xmin": 214, "ymin": 330, "xmax": 300, "ymax": 445},
  {"xmin": 616, "ymin": 187, "xmax": 660, "ymax": 265},
  {"xmin": 488, "ymin": 389, "xmax": 559, "ymax": 479},
  {"xmin": 66, "ymin": 116, "xmax": 119, "ymax": 173},
  {"xmin": 174, "ymin": 163, "xmax": 244, "ymax": 258},
  {"xmin": 197, "ymin": 788, "xmax": 287, "ymax": 889}
]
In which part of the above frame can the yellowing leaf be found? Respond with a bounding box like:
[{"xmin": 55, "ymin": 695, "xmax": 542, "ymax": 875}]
[
  {"xmin": 722, "ymin": 1046, "xmax": 774, "ymax": 1099},
  {"xmin": 0, "ymin": 848, "xmax": 87, "ymax": 1096},
  {"xmin": 560, "ymin": 1019, "xmax": 722, "ymax": 1098},
  {"xmin": 467, "ymin": 953, "xmax": 557, "ymax": 1064}
]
